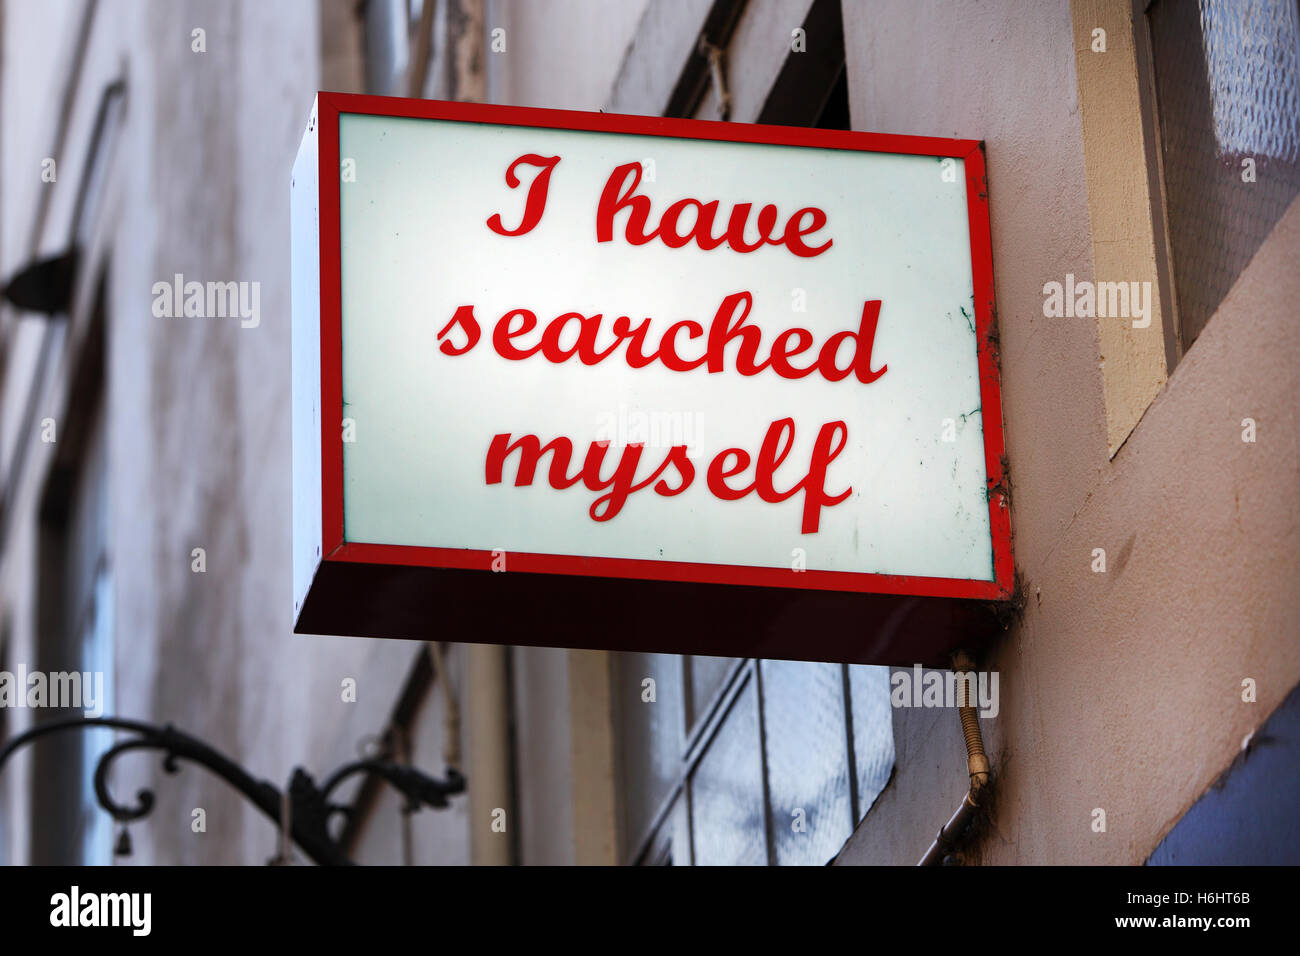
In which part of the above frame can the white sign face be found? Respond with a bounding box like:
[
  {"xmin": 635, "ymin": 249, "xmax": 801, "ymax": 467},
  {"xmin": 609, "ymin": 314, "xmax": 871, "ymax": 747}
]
[{"xmin": 333, "ymin": 109, "xmax": 1000, "ymax": 590}]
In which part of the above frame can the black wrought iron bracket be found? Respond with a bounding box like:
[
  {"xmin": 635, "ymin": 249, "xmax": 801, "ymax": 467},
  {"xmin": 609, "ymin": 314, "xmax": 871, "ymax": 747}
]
[{"xmin": 0, "ymin": 716, "xmax": 465, "ymax": 865}]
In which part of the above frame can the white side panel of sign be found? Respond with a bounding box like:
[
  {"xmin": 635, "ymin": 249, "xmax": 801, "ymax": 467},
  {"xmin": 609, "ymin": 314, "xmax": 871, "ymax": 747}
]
[{"xmin": 291, "ymin": 100, "xmax": 323, "ymax": 616}]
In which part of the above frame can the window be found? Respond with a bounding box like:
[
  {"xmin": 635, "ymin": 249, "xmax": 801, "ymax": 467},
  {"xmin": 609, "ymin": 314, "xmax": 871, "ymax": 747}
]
[
  {"xmin": 1143, "ymin": 0, "xmax": 1300, "ymax": 349},
  {"xmin": 33, "ymin": 412, "xmax": 113, "ymax": 865},
  {"xmin": 614, "ymin": 654, "xmax": 893, "ymax": 865},
  {"xmin": 33, "ymin": 283, "xmax": 113, "ymax": 865},
  {"xmin": 66, "ymin": 407, "xmax": 114, "ymax": 865}
]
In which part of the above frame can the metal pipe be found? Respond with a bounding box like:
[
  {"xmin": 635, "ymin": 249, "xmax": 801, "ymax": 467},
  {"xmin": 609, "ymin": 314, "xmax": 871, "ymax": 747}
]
[{"xmin": 918, "ymin": 651, "xmax": 992, "ymax": 865}]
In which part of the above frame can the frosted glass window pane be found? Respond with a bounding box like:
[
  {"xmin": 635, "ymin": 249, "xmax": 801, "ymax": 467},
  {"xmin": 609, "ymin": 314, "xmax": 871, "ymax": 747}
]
[
  {"xmin": 688, "ymin": 655, "xmax": 737, "ymax": 730},
  {"xmin": 760, "ymin": 660, "xmax": 852, "ymax": 865},
  {"xmin": 849, "ymin": 664, "xmax": 895, "ymax": 817},
  {"xmin": 690, "ymin": 678, "xmax": 766, "ymax": 865},
  {"xmin": 1148, "ymin": 0, "xmax": 1300, "ymax": 345}
]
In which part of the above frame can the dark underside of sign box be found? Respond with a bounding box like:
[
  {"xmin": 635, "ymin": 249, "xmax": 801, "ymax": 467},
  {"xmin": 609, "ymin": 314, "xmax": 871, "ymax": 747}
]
[{"xmin": 293, "ymin": 562, "xmax": 1006, "ymax": 667}]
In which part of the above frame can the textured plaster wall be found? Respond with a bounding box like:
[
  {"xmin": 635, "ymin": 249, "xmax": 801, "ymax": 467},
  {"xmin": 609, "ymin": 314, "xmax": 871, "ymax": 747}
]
[{"xmin": 837, "ymin": 0, "xmax": 1300, "ymax": 864}]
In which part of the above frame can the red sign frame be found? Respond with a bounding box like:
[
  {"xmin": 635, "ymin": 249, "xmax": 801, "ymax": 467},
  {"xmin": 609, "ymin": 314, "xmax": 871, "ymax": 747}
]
[{"xmin": 294, "ymin": 92, "xmax": 1014, "ymax": 662}]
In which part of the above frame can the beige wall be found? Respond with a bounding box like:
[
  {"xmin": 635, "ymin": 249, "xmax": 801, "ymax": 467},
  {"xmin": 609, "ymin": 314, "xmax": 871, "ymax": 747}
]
[{"xmin": 836, "ymin": 0, "xmax": 1299, "ymax": 864}]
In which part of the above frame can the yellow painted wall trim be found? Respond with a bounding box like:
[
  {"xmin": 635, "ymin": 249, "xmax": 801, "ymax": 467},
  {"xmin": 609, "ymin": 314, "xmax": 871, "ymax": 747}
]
[
  {"xmin": 567, "ymin": 649, "xmax": 619, "ymax": 865},
  {"xmin": 1071, "ymin": 0, "xmax": 1170, "ymax": 456}
]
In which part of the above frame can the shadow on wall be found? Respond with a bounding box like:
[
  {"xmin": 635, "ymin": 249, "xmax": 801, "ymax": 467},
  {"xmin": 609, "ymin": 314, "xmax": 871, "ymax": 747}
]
[{"xmin": 1147, "ymin": 680, "xmax": 1300, "ymax": 864}]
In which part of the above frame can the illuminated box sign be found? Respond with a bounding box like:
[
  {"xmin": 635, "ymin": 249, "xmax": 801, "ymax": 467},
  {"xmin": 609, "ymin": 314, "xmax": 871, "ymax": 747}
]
[{"xmin": 292, "ymin": 93, "xmax": 1013, "ymax": 663}]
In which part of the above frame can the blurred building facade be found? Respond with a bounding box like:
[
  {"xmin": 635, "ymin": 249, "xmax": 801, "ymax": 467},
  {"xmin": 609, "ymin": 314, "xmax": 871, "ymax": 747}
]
[{"xmin": 0, "ymin": 0, "xmax": 1296, "ymax": 865}]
